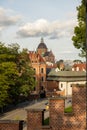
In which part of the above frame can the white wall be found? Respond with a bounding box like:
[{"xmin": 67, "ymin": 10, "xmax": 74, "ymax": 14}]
[{"xmin": 59, "ymin": 81, "xmax": 86, "ymax": 96}]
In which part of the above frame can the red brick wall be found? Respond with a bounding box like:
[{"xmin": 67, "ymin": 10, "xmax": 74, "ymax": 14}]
[
  {"xmin": 1, "ymin": 85, "xmax": 85, "ymax": 130},
  {"xmin": 26, "ymin": 85, "xmax": 86, "ymax": 130},
  {"xmin": 46, "ymin": 81, "xmax": 58, "ymax": 92},
  {"xmin": 62, "ymin": 85, "xmax": 86, "ymax": 130},
  {"xmin": 27, "ymin": 109, "xmax": 45, "ymax": 130},
  {"xmin": 0, "ymin": 120, "xmax": 23, "ymax": 130},
  {"xmin": 49, "ymin": 98, "xmax": 65, "ymax": 130}
]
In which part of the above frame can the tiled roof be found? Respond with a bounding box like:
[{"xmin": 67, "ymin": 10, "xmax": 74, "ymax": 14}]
[
  {"xmin": 72, "ymin": 63, "xmax": 86, "ymax": 71},
  {"xmin": 29, "ymin": 51, "xmax": 45, "ymax": 63},
  {"xmin": 48, "ymin": 69, "xmax": 86, "ymax": 77},
  {"xmin": 47, "ymin": 69, "xmax": 86, "ymax": 81},
  {"xmin": 44, "ymin": 51, "xmax": 54, "ymax": 57}
]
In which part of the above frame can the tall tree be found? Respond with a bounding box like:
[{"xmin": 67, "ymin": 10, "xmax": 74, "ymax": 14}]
[
  {"xmin": 0, "ymin": 42, "xmax": 19, "ymax": 107},
  {"xmin": 72, "ymin": 0, "xmax": 86, "ymax": 57},
  {"xmin": 0, "ymin": 42, "xmax": 36, "ymax": 109},
  {"xmin": 16, "ymin": 48, "xmax": 36, "ymax": 97}
]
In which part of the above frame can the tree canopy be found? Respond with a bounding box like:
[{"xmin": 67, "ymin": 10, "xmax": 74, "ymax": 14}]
[
  {"xmin": 72, "ymin": 0, "xmax": 86, "ymax": 57},
  {"xmin": 0, "ymin": 42, "xmax": 36, "ymax": 108}
]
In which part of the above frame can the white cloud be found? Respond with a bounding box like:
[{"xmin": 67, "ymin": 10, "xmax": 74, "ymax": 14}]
[
  {"xmin": 16, "ymin": 18, "xmax": 77, "ymax": 39},
  {"xmin": 0, "ymin": 7, "xmax": 21, "ymax": 32},
  {"xmin": 57, "ymin": 51, "xmax": 77, "ymax": 54}
]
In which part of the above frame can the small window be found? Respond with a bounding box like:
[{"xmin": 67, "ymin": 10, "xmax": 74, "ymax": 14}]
[
  {"xmin": 41, "ymin": 86, "xmax": 44, "ymax": 90},
  {"xmin": 41, "ymin": 68, "xmax": 44, "ymax": 73},
  {"xmin": 33, "ymin": 86, "xmax": 36, "ymax": 91},
  {"xmin": 34, "ymin": 68, "xmax": 36, "ymax": 73},
  {"xmin": 41, "ymin": 77, "xmax": 44, "ymax": 81},
  {"xmin": 33, "ymin": 77, "xmax": 36, "ymax": 81},
  {"xmin": 61, "ymin": 83, "xmax": 63, "ymax": 88}
]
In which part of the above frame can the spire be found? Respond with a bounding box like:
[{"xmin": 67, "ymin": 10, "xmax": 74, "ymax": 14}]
[{"xmin": 41, "ymin": 37, "xmax": 44, "ymax": 43}]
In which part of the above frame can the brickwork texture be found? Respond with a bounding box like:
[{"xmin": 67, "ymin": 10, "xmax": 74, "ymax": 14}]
[{"xmin": 0, "ymin": 85, "xmax": 86, "ymax": 130}]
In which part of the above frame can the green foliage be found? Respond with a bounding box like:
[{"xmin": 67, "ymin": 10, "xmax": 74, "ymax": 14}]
[
  {"xmin": 0, "ymin": 75, "xmax": 9, "ymax": 107},
  {"xmin": 44, "ymin": 117, "xmax": 49, "ymax": 125},
  {"xmin": 0, "ymin": 42, "xmax": 36, "ymax": 108},
  {"xmin": 72, "ymin": 0, "xmax": 86, "ymax": 57},
  {"xmin": 56, "ymin": 59, "xmax": 64, "ymax": 70}
]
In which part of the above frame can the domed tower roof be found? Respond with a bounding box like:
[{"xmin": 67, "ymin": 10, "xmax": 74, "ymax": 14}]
[{"xmin": 37, "ymin": 38, "xmax": 47, "ymax": 49}]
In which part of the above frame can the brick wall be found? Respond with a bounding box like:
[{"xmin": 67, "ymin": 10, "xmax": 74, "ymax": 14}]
[
  {"xmin": 49, "ymin": 98, "xmax": 65, "ymax": 130},
  {"xmin": 0, "ymin": 120, "xmax": 24, "ymax": 130},
  {"xmin": 26, "ymin": 85, "xmax": 86, "ymax": 130},
  {"xmin": 63, "ymin": 85, "xmax": 86, "ymax": 130},
  {"xmin": 46, "ymin": 81, "xmax": 58, "ymax": 92},
  {"xmin": 0, "ymin": 85, "xmax": 86, "ymax": 130},
  {"xmin": 27, "ymin": 109, "xmax": 45, "ymax": 130}
]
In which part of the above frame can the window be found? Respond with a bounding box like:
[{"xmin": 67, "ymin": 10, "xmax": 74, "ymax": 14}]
[
  {"xmin": 41, "ymin": 86, "xmax": 44, "ymax": 90},
  {"xmin": 33, "ymin": 68, "xmax": 36, "ymax": 73},
  {"xmin": 41, "ymin": 68, "xmax": 44, "ymax": 73},
  {"xmin": 41, "ymin": 77, "xmax": 44, "ymax": 81},
  {"xmin": 61, "ymin": 83, "xmax": 63, "ymax": 88},
  {"xmin": 33, "ymin": 77, "xmax": 36, "ymax": 81},
  {"xmin": 33, "ymin": 86, "xmax": 36, "ymax": 91}
]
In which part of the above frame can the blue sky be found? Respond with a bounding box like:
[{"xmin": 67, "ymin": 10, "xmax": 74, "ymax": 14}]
[{"xmin": 0, "ymin": 0, "xmax": 85, "ymax": 61}]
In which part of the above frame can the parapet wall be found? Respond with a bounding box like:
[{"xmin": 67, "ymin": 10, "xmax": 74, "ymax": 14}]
[
  {"xmin": 0, "ymin": 120, "xmax": 24, "ymax": 130},
  {"xmin": 49, "ymin": 85, "xmax": 86, "ymax": 130},
  {"xmin": 0, "ymin": 85, "xmax": 86, "ymax": 130}
]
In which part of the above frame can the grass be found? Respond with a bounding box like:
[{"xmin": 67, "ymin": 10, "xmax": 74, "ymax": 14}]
[
  {"xmin": 64, "ymin": 106, "xmax": 72, "ymax": 113},
  {"xmin": 43, "ymin": 106, "xmax": 72, "ymax": 125},
  {"xmin": 44, "ymin": 117, "xmax": 49, "ymax": 125}
]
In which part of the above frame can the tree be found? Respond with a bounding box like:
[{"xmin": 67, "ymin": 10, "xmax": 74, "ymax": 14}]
[
  {"xmin": 0, "ymin": 42, "xmax": 36, "ymax": 108},
  {"xmin": 72, "ymin": 0, "xmax": 86, "ymax": 57},
  {"xmin": 56, "ymin": 60, "xmax": 64, "ymax": 70},
  {"xmin": 16, "ymin": 48, "xmax": 36, "ymax": 97},
  {"xmin": 0, "ymin": 43, "xmax": 19, "ymax": 107}
]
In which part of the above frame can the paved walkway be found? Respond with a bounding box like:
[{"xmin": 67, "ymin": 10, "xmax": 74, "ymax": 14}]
[{"xmin": 0, "ymin": 98, "xmax": 49, "ymax": 130}]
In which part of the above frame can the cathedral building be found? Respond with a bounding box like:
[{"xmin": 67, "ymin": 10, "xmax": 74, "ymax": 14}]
[
  {"xmin": 28, "ymin": 38, "xmax": 56, "ymax": 97},
  {"xmin": 37, "ymin": 38, "xmax": 55, "ymax": 63}
]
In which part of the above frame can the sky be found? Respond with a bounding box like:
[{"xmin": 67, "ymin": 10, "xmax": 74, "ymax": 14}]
[{"xmin": 0, "ymin": 0, "xmax": 85, "ymax": 61}]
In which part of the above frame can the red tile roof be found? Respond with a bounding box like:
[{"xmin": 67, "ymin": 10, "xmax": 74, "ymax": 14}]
[
  {"xmin": 72, "ymin": 63, "xmax": 86, "ymax": 71},
  {"xmin": 28, "ymin": 51, "xmax": 45, "ymax": 63}
]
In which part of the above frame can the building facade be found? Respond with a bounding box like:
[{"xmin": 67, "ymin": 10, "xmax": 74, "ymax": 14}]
[
  {"xmin": 28, "ymin": 38, "xmax": 56, "ymax": 97},
  {"xmin": 37, "ymin": 38, "xmax": 55, "ymax": 63},
  {"xmin": 47, "ymin": 69, "xmax": 86, "ymax": 97}
]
